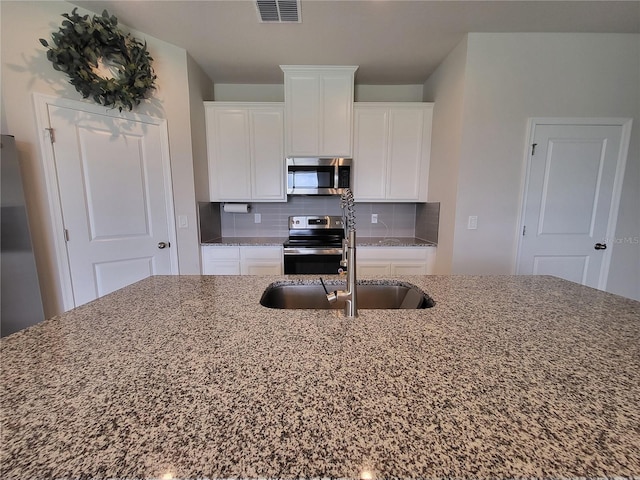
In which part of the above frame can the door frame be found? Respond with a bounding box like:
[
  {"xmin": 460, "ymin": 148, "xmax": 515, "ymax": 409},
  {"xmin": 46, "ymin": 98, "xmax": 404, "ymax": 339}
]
[
  {"xmin": 33, "ymin": 93, "xmax": 179, "ymax": 310},
  {"xmin": 515, "ymin": 117, "xmax": 633, "ymax": 290}
]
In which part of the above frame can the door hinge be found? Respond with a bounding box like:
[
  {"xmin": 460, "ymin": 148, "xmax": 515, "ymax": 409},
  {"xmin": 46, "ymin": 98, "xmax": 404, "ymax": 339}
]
[
  {"xmin": 64, "ymin": 229, "xmax": 70, "ymax": 242},
  {"xmin": 531, "ymin": 143, "xmax": 537, "ymax": 156},
  {"xmin": 45, "ymin": 128, "xmax": 55, "ymax": 144},
  {"xmin": 522, "ymin": 225, "xmax": 526, "ymax": 236}
]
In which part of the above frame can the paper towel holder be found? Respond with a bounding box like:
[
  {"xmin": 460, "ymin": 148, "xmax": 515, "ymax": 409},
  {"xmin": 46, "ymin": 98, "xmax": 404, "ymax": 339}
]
[{"xmin": 223, "ymin": 203, "xmax": 251, "ymax": 214}]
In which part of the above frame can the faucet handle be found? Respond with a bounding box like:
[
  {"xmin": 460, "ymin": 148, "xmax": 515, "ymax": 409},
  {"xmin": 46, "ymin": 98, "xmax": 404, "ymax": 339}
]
[
  {"xmin": 320, "ymin": 276, "xmax": 339, "ymax": 304},
  {"xmin": 326, "ymin": 290, "xmax": 338, "ymax": 304}
]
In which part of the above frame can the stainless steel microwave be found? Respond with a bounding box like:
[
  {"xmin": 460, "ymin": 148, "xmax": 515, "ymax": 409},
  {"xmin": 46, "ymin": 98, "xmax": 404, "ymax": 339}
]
[{"xmin": 286, "ymin": 157, "xmax": 352, "ymax": 195}]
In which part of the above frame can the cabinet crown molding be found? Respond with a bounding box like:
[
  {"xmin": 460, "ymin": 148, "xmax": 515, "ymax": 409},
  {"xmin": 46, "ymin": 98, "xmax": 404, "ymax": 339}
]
[{"xmin": 280, "ymin": 65, "xmax": 359, "ymax": 74}]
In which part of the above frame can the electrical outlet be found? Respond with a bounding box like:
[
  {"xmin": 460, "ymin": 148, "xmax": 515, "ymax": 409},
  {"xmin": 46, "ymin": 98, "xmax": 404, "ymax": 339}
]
[
  {"xmin": 467, "ymin": 215, "xmax": 478, "ymax": 230},
  {"xmin": 254, "ymin": 213, "xmax": 261, "ymax": 224},
  {"xmin": 371, "ymin": 214, "xmax": 378, "ymax": 224}
]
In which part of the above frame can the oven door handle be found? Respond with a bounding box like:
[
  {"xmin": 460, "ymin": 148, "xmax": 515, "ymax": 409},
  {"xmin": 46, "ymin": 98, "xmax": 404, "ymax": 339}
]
[{"xmin": 284, "ymin": 247, "xmax": 343, "ymax": 256}]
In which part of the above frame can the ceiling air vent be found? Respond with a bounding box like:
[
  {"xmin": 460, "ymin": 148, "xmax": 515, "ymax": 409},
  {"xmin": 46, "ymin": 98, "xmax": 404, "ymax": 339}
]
[{"xmin": 256, "ymin": 0, "xmax": 301, "ymax": 23}]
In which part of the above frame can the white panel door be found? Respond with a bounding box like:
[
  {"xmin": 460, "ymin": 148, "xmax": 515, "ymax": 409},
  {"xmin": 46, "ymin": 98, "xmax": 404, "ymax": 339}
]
[
  {"xmin": 517, "ymin": 122, "xmax": 629, "ymax": 288},
  {"xmin": 285, "ymin": 73, "xmax": 319, "ymax": 156},
  {"xmin": 250, "ymin": 108, "xmax": 285, "ymax": 200},
  {"xmin": 47, "ymin": 105, "xmax": 174, "ymax": 307},
  {"xmin": 321, "ymin": 74, "xmax": 354, "ymax": 156},
  {"xmin": 210, "ymin": 108, "xmax": 251, "ymax": 200},
  {"xmin": 353, "ymin": 107, "xmax": 388, "ymax": 200},
  {"xmin": 386, "ymin": 108, "xmax": 425, "ymax": 200}
]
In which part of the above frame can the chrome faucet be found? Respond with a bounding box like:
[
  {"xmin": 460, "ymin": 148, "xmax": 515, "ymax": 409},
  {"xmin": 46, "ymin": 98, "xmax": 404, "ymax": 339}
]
[{"xmin": 326, "ymin": 189, "xmax": 357, "ymax": 317}]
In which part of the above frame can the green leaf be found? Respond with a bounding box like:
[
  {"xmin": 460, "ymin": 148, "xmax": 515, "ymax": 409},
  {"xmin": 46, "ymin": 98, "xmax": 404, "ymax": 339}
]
[{"xmin": 42, "ymin": 8, "xmax": 155, "ymax": 111}]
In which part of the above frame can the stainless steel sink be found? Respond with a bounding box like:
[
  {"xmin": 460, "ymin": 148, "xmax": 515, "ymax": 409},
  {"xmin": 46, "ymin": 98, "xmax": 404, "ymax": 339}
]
[{"xmin": 260, "ymin": 281, "xmax": 434, "ymax": 310}]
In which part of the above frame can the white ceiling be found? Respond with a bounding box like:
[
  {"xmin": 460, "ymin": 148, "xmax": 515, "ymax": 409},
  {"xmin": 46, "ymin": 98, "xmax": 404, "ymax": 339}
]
[{"xmin": 71, "ymin": 0, "xmax": 640, "ymax": 84}]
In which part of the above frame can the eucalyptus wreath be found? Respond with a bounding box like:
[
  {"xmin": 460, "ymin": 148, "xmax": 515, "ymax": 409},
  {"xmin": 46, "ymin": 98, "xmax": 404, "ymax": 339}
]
[{"xmin": 40, "ymin": 8, "xmax": 157, "ymax": 112}]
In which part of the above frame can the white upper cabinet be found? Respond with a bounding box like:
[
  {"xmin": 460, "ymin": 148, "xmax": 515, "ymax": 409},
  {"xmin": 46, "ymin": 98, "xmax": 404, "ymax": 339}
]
[
  {"xmin": 205, "ymin": 102, "xmax": 285, "ymax": 202},
  {"xmin": 281, "ymin": 66, "xmax": 358, "ymax": 157},
  {"xmin": 353, "ymin": 103, "xmax": 433, "ymax": 202}
]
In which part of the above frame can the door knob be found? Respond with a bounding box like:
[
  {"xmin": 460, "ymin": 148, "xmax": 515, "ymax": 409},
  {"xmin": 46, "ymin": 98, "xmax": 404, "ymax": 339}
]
[
  {"xmin": 158, "ymin": 241, "xmax": 170, "ymax": 249},
  {"xmin": 594, "ymin": 243, "xmax": 607, "ymax": 250}
]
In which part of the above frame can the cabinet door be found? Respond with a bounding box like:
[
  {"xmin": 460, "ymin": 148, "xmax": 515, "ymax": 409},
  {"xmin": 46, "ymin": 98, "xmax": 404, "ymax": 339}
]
[
  {"xmin": 201, "ymin": 246, "xmax": 241, "ymax": 275},
  {"xmin": 207, "ymin": 108, "xmax": 251, "ymax": 201},
  {"xmin": 353, "ymin": 107, "xmax": 388, "ymax": 200},
  {"xmin": 204, "ymin": 262, "xmax": 241, "ymax": 275},
  {"xmin": 240, "ymin": 246, "xmax": 283, "ymax": 275},
  {"xmin": 284, "ymin": 73, "xmax": 320, "ymax": 156},
  {"xmin": 424, "ymin": 247, "xmax": 436, "ymax": 274},
  {"xmin": 321, "ymin": 74, "xmax": 354, "ymax": 157},
  {"xmin": 386, "ymin": 107, "xmax": 426, "ymax": 200},
  {"xmin": 250, "ymin": 108, "xmax": 285, "ymax": 201}
]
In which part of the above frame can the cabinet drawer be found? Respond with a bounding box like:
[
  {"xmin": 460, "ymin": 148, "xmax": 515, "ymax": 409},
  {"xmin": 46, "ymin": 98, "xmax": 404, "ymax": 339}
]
[
  {"xmin": 240, "ymin": 246, "xmax": 283, "ymax": 261},
  {"xmin": 358, "ymin": 246, "xmax": 429, "ymax": 261},
  {"xmin": 358, "ymin": 264, "xmax": 391, "ymax": 276},
  {"xmin": 202, "ymin": 246, "xmax": 240, "ymax": 261}
]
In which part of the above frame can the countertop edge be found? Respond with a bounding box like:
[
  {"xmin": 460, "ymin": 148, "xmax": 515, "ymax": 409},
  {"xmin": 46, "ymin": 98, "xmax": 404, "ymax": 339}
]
[{"xmin": 201, "ymin": 237, "xmax": 437, "ymax": 247}]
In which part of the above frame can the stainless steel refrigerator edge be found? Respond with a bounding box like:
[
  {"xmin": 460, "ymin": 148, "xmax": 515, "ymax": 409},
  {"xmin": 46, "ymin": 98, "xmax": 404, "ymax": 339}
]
[{"xmin": 1, "ymin": 135, "xmax": 45, "ymax": 336}]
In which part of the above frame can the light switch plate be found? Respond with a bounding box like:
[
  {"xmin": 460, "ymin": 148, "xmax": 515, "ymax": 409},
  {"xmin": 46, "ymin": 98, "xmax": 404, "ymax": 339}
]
[
  {"xmin": 254, "ymin": 213, "xmax": 261, "ymax": 224},
  {"xmin": 371, "ymin": 214, "xmax": 378, "ymax": 224},
  {"xmin": 178, "ymin": 215, "xmax": 188, "ymax": 229},
  {"xmin": 467, "ymin": 215, "xmax": 478, "ymax": 230}
]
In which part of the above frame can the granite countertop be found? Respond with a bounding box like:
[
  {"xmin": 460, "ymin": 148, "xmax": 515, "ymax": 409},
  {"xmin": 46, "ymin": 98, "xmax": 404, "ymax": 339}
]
[
  {"xmin": 357, "ymin": 237, "xmax": 436, "ymax": 247},
  {"xmin": 201, "ymin": 237, "xmax": 435, "ymax": 247},
  {"xmin": 1, "ymin": 275, "xmax": 639, "ymax": 479}
]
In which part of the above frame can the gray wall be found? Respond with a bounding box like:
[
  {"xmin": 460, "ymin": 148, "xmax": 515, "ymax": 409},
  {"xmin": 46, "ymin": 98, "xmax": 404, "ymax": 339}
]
[
  {"xmin": 213, "ymin": 84, "xmax": 425, "ymax": 102},
  {"xmin": 422, "ymin": 37, "xmax": 468, "ymax": 273},
  {"xmin": 425, "ymin": 33, "xmax": 640, "ymax": 300}
]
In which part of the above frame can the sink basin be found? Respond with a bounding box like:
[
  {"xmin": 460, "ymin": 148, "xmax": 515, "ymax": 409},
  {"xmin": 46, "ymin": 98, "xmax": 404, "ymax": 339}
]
[{"xmin": 260, "ymin": 281, "xmax": 434, "ymax": 310}]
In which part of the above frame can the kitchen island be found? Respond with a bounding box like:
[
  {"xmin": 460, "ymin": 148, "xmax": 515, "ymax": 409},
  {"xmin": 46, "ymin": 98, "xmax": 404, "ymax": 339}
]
[{"xmin": 1, "ymin": 275, "xmax": 639, "ymax": 479}]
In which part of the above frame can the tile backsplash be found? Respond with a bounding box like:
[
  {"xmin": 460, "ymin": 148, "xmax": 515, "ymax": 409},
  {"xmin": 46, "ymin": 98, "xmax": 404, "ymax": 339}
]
[
  {"xmin": 199, "ymin": 198, "xmax": 440, "ymax": 242},
  {"xmin": 415, "ymin": 202, "xmax": 440, "ymax": 244}
]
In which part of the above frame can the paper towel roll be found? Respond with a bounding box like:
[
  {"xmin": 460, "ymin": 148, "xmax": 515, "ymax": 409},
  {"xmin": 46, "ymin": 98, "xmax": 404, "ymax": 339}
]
[{"xmin": 223, "ymin": 203, "xmax": 251, "ymax": 213}]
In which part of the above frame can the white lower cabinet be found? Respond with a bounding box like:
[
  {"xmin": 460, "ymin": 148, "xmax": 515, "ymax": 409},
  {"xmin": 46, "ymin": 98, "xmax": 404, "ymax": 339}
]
[
  {"xmin": 201, "ymin": 245, "xmax": 283, "ymax": 275},
  {"xmin": 357, "ymin": 246, "xmax": 436, "ymax": 275},
  {"xmin": 201, "ymin": 246, "xmax": 241, "ymax": 275},
  {"xmin": 202, "ymin": 245, "xmax": 433, "ymax": 276},
  {"xmin": 240, "ymin": 246, "xmax": 283, "ymax": 275}
]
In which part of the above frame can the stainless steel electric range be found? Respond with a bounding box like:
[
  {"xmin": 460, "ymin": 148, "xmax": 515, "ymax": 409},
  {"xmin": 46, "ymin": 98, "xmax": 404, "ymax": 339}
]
[{"xmin": 283, "ymin": 215, "xmax": 345, "ymax": 275}]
